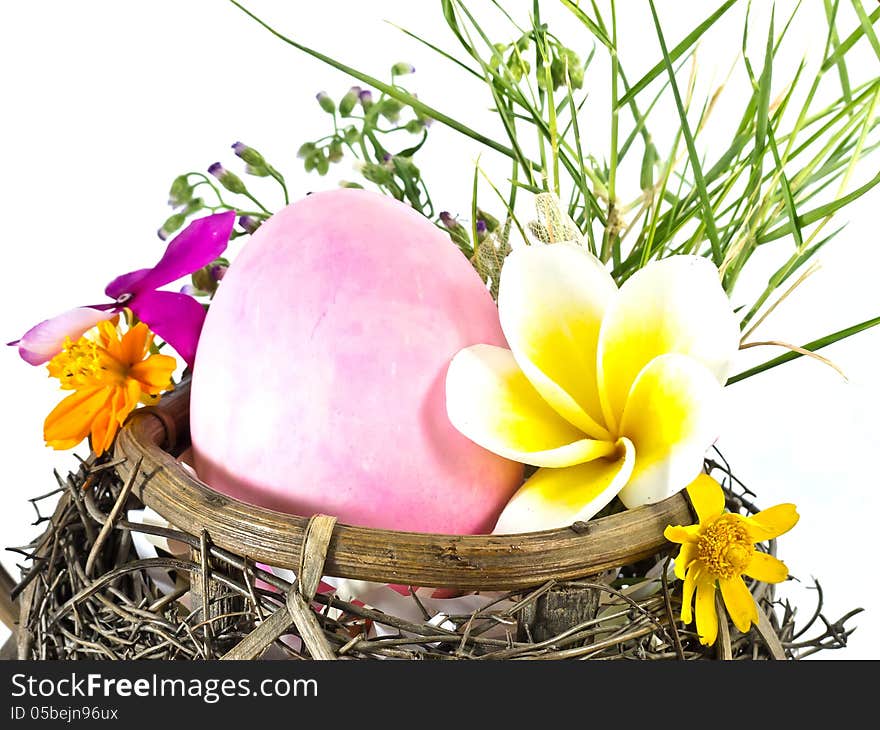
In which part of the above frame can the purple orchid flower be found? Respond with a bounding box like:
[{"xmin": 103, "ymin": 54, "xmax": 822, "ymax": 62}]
[{"xmin": 11, "ymin": 211, "xmax": 236, "ymax": 368}]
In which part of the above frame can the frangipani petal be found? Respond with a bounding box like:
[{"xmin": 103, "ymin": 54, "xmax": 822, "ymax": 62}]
[
  {"xmin": 719, "ymin": 575, "xmax": 758, "ymax": 633},
  {"xmin": 446, "ymin": 344, "xmax": 617, "ymax": 467},
  {"xmin": 744, "ymin": 552, "xmax": 789, "ymax": 584},
  {"xmin": 105, "ymin": 211, "xmax": 235, "ymax": 299},
  {"xmin": 12, "ymin": 306, "xmax": 117, "ymax": 365},
  {"xmin": 743, "ymin": 504, "xmax": 799, "ymax": 543},
  {"xmin": 597, "ymin": 255, "xmax": 739, "ymax": 431},
  {"xmin": 618, "ymin": 354, "xmax": 724, "ymax": 509},
  {"xmin": 498, "ymin": 243, "xmax": 616, "ymax": 440},
  {"xmin": 492, "ymin": 437, "xmax": 634, "ymax": 534},
  {"xmin": 129, "ymin": 289, "xmax": 206, "ymax": 368},
  {"xmin": 695, "ymin": 579, "xmax": 719, "ymax": 646},
  {"xmin": 686, "ymin": 473, "xmax": 726, "ymax": 524}
]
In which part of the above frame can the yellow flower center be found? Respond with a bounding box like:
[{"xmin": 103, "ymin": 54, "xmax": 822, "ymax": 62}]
[
  {"xmin": 697, "ymin": 514, "xmax": 754, "ymax": 579},
  {"xmin": 49, "ymin": 336, "xmax": 119, "ymax": 388}
]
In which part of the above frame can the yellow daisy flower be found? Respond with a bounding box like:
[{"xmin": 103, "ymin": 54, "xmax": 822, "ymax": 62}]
[
  {"xmin": 44, "ymin": 319, "xmax": 176, "ymax": 456},
  {"xmin": 664, "ymin": 474, "xmax": 799, "ymax": 646}
]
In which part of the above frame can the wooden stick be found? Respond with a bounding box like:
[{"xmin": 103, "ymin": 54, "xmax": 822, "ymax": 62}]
[
  {"xmin": 715, "ymin": 593, "xmax": 733, "ymax": 660},
  {"xmin": 755, "ymin": 604, "xmax": 787, "ymax": 660},
  {"xmin": 0, "ymin": 564, "xmax": 18, "ymax": 631},
  {"xmin": 84, "ymin": 457, "xmax": 140, "ymax": 577}
]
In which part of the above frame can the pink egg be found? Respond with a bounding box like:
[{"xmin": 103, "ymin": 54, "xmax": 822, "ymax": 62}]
[{"xmin": 190, "ymin": 189, "xmax": 523, "ymax": 534}]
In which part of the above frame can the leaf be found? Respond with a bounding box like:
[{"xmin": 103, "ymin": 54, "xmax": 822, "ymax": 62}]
[
  {"xmin": 821, "ymin": 3, "xmax": 880, "ymax": 72},
  {"xmin": 727, "ymin": 314, "xmax": 880, "ymax": 384},
  {"xmin": 619, "ymin": 0, "xmax": 738, "ymax": 106},
  {"xmin": 227, "ymin": 0, "xmax": 521, "ymax": 163},
  {"xmin": 647, "ymin": 0, "xmax": 723, "ymax": 265},
  {"xmin": 757, "ymin": 168, "xmax": 880, "ymax": 244}
]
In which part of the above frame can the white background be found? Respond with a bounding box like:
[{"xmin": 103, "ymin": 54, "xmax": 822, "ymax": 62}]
[{"xmin": 0, "ymin": 1, "xmax": 877, "ymax": 658}]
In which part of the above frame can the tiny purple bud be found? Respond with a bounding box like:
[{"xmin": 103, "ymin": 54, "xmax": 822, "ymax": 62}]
[
  {"xmin": 231, "ymin": 141, "xmax": 247, "ymax": 157},
  {"xmin": 210, "ymin": 263, "xmax": 228, "ymax": 282},
  {"xmin": 359, "ymin": 89, "xmax": 374, "ymax": 106},
  {"xmin": 208, "ymin": 162, "xmax": 225, "ymax": 179},
  {"xmin": 439, "ymin": 211, "xmax": 459, "ymax": 230},
  {"xmin": 382, "ymin": 152, "xmax": 392, "ymax": 163},
  {"xmin": 476, "ymin": 219, "xmax": 488, "ymax": 234},
  {"xmin": 157, "ymin": 228, "xmax": 169, "ymax": 241},
  {"xmin": 179, "ymin": 284, "xmax": 199, "ymax": 296},
  {"xmin": 391, "ymin": 62, "xmax": 416, "ymax": 76},
  {"xmin": 315, "ymin": 91, "xmax": 336, "ymax": 113},
  {"xmin": 239, "ymin": 215, "xmax": 261, "ymax": 234}
]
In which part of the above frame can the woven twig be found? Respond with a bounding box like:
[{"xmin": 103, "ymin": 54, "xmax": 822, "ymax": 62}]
[{"xmin": 5, "ymin": 451, "xmax": 862, "ymax": 661}]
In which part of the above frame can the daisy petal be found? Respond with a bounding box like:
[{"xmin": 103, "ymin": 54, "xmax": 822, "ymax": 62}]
[
  {"xmin": 597, "ymin": 255, "xmax": 739, "ymax": 431},
  {"xmin": 492, "ymin": 437, "xmax": 634, "ymax": 533},
  {"xmin": 680, "ymin": 564, "xmax": 700, "ymax": 624},
  {"xmin": 695, "ymin": 578, "xmax": 719, "ymax": 646},
  {"xmin": 447, "ymin": 344, "xmax": 618, "ymax": 467},
  {"xmin": 118, "ymin": 322, "xmax": 152, "ymax": 365},
  {"xmin": 743, "ymin": 504, "xmax": 799, "ymax": 543},
  {"xmin": 105, "ymin": 211, "xmax": 235, "ymax": 298},
  {"xmin": 12, "ymin": 306, "xmax": 117, "ymax": 365},
  {"xmin": 744, "ymin": 551, "xmax": 789, "ymax": 584},
  {"xmin": 686, "ymin": 473, "xmax": 726, "ymax": 523},
  {"xmin": 44, "ymin": 386, "xmax": 112, "ymax": 449},
  {"xmin": 129, "ymin": 289, "xmax": 206, "ymax": 368},
  {"xmin": 672, "ymin": 542, "xmax": 697, "ymax": 580},
  {"xmin": 129, "ymin": 354, "xmax": 177, "ymax": 393},
  {"xmin": 664, "ymin": 524, "xmax": 700, "ymax": 545},
  {"xmin": 719, "ymin": 575, "xmax": 758, "ymax": 633},
  {"xmin": 617, "ymin": 354, "xmax": 724, "ymax": 509},
  {"xmin": 497, "ymin": 243, "xmax": 616, "ymax": 440}
]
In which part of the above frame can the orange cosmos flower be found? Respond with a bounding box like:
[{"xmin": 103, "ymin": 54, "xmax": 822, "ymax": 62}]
[{"xmin": 43, "ymin": 319, "xmax": 176, "ymax": 455}]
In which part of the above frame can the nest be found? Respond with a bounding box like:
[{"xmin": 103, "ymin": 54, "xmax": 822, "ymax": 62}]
[{"xmin": 3, "ymin": 384, "xmax": 861, "ymax": 661}]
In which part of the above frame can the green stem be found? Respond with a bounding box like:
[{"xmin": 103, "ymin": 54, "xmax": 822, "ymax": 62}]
[
  {"xmin": 226, "ymin": 0, "xmax": 522, "ymax": 163},
  {"xmin": 727, "ymin": 314, "xmax": 880, "ymax": 384}
]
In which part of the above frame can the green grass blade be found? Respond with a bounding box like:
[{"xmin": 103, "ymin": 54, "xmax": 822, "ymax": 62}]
[
  {"xmin": 648, "ymin": 0, "xmax": 723, "ymax": 264},
  {"xmin": 824, "ymin": 0, "xmax": 853, "ymax": 106},
  {"xmin": 388, "ymin": 22, "xmax": 483, "ymax": 79},
  {"xmin": 746, "ymin": 8, "xmax": 775, "ymax": 203},
  {"xmin": 821, "ymin": 3, "xmax": 880, "ymax": 71},
  {"xmin": 619, "ymin": 0, "xmax": 738, "ymax": 106},
  {"xmin": 850, "ymin": 0, "xmax": 880, "ymax": 62},
  {"xmin": 727, "ymin": 314, "xmax": 880, "ymax": 384},
  {"xmin": 227, "ymin": 0, "xmax": 520, "ymax": 163},
  {"xmin": 757, "ymin": 167, "xmax": 880, "ymax": 243},
  {"xmin": 470, "ymin": 162, "xmax": 480, "ymax": 256},
  {"xmin": 559, "ymin": 0, "xmax": 612, "ymax": 48},
  {"xmin": 739, "ymin": 226, "xmax": 843, "ymax": 329},
  {"xmin": 765, "ymin": 129, "xmax": 803, "ymax": 250}
]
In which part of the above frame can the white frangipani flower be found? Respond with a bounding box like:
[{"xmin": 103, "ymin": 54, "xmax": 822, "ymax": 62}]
[{"xmin": 446, "ymin": 243, "xmax": 740, "ymax": 534}]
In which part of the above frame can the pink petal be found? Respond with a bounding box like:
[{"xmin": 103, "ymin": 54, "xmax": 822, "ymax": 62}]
[
  {"xmin": 11, "ymin": 306, "xmax": 117, "ymax": 365},
  {"xmin": 129, "ymin": 289, "xmax": 207, "ymax": 368},
  {"xmin": 105, "ymin": 211, "xmax": 235, "ymax": 299},
  {"xmin": 104, "ymin": 268, "xmax": 152, "ymax": 301}
]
